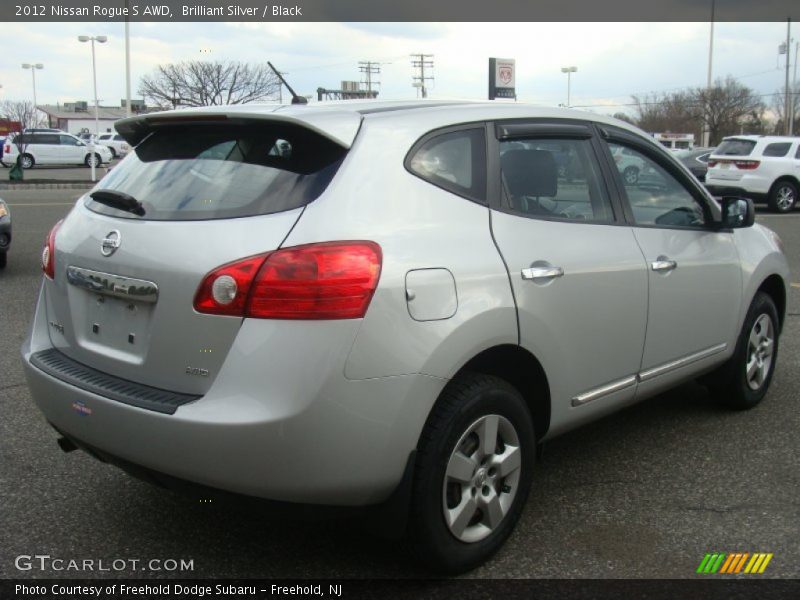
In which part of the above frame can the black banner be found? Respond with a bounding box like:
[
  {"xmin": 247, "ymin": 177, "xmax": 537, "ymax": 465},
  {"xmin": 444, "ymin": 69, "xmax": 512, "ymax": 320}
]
[
  {"xmin": 3, "ymin": 579, "xmax": 800, "ymax": 600},
  {"xmin": 3, "ymin": 0, "xmax": 800, "ymax": 22}
]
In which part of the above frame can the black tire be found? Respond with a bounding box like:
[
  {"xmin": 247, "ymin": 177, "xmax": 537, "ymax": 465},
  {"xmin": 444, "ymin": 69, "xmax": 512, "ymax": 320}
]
[
  {"xmin": 84, "ymin": 153, "xmax": 101, "ymax": 168},
  {"xmin": 767, "ymin": 180, "xmax": 797, "ymax": 213},
  {"xmin": 708, "ymin": 292, "xmax": 779, "ymax": 410},
  {"xmin": 408, "ymin": 373, "xmax": 536, "ymax": 573},
  {"xmin": 0, "ymin": 252, "xmax": 6, "ymax": 269},
  {"xmin": 20, "ymin": 154, "xmax": 34, "ymax": 169},
  {"xmin": 623, "ymin": 166, "xmax": 639, "ymax": 185}
]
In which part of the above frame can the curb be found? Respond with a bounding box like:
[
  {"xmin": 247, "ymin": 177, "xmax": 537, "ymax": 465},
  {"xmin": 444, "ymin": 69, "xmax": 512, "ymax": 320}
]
[{"xmin": 0, "ymin": 182, "xmax": 95, "ymax": 191}]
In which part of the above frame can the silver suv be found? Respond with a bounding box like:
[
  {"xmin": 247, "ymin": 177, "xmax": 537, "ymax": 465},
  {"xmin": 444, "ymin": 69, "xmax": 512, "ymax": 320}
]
[{"xmin": 22, "ymin": 102, "xmax": 789, "ymax": 572}]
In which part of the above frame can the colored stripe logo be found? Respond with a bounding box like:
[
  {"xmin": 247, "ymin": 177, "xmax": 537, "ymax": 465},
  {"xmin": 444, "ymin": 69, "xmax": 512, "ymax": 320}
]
[{"xmin": 696, "ymin": 552, "xmax": 773, "ymax": 574}]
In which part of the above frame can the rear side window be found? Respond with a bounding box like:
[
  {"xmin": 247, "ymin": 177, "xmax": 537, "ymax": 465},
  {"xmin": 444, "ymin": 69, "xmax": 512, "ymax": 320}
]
[
  {"xmin": 762, "ymin": 142, "xmax": 791, "ymax": 157},
  {"xmin": 114, "ymin": 135, "xmax": 124, "ymax": 141},
  {"xmin": 407, "ymin": 128, "xmax": 486, "ymax": 203},
  {"xmin": 715, "ymin": 139, "xmax": 756, "ymax": 156},
  {"xmin": 85, "ymin": 123, "xmax": 347, "ymax": 221}
]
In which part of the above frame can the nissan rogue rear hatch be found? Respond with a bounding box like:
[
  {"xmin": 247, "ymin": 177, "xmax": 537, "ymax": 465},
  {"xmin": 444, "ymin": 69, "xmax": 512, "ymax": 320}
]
[{"xmin": 43, "ymin": 121, "xmax": 349, "ymax": 396}]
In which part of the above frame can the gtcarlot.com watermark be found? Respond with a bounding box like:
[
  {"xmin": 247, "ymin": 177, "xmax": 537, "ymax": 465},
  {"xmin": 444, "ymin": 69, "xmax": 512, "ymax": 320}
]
[{"xmin": 14, "ymin": 554, "xmax": 194, "ymax": 573}]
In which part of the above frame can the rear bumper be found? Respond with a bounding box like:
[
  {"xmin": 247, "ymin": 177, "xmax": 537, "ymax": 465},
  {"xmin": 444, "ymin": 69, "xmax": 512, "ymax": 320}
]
[
  {"xmin": 705, "ymin": 173, "xmax": 772, "ymax": 197},
  {"xmin": 22, "ymin": 286, "xmax": 447, "ymax": 506},
  {"xmin": 704, "ymin": 185, "xmax": 767, "ymax": 203}
]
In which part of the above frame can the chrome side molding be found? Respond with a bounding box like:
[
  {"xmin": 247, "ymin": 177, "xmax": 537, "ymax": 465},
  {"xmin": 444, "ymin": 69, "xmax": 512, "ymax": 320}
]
[
  {"xmin": 638, "ymin": 343, "xmax": 727, "ymax": 382},
  {"xmin": 571, "ymin": 375, "xmax": 637, "ymax": 407},
  {"xmin": 572, "ymin": 343, "xmax": 728, "ymax": 407},
  {"xmin": 66, "ymin": 266, "xmax": 159, "ymax": 304}
]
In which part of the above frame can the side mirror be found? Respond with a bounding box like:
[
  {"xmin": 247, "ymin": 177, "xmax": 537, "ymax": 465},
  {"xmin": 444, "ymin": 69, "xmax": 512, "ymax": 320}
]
[{"xmin": 720, "ymin": 196, "xmax": 755, "ymax": 229}]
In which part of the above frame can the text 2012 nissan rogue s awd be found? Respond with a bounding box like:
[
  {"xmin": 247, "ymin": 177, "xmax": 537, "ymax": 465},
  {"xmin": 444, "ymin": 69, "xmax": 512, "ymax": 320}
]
[{"xmin": 22, "ymin": 101, "xmax": 789, "ymax": 572}]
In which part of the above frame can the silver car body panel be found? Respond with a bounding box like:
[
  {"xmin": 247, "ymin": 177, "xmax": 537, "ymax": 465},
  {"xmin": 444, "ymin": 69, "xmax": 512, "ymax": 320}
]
[{"xmin": 22, "ymin": 101, "xmax": 791, "ymax": 506}]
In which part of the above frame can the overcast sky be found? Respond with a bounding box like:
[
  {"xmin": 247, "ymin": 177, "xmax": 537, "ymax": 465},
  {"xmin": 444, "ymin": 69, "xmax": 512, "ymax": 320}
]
[{"xmin": 0, "ymin": 21, "xmax": 794, "ymax": 116}]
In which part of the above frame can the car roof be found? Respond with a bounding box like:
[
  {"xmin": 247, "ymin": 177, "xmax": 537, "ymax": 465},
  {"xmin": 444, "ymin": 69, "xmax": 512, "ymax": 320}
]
[{"xmin": 116, "ymin": 99, "xmax": 651, "ymax": 149}]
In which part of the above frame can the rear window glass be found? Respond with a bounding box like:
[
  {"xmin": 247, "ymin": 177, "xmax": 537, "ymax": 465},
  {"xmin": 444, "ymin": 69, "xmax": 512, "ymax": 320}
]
[
  {"xmin": 762, "ymin": 142, "xmax": 791, "ymax": 157},
  {"xmin": 714, "ymin": 139, "xmax": 756, "ymax": 156},
  {"xmin": 85, "ymin": 123, "xmax": 346, "ymax": 221}
]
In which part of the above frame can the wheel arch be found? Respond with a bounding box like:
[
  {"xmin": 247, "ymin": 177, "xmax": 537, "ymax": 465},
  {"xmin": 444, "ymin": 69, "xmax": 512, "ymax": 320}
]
[
  {"xmin": 756, "ymin": 274, "xmax": 787, "ymax": 332},
  {"xmin": 769, "ymin": 175, "xmax": 800, "ymax": 195},
  {"xmin": 445, "ymin": 344, "xmax": 551, "ymax": 441}
]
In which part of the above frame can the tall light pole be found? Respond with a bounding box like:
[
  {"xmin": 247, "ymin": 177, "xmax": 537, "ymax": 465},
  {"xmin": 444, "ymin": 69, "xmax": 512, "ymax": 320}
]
[
  {"xmin": 78, "ymin": 34, "xmax": 107, "ymax": 182},
  {"xmin": 560, "ymin": 66, "xmax": 577, "ymax": 108},
  {"xmin": 784, "ymin": 18, "xmax": 792, "ymax": 135},
  {"xmin": 125, "ymin": 0, "xmax": 131, "ymax": 118},
  {"xmin": 703, "ymin": 0, "xmax": 715, "ymax": 147},
  {"xmin": 21, "ymin": 63, "xmax": 43, "ymax": 124}
]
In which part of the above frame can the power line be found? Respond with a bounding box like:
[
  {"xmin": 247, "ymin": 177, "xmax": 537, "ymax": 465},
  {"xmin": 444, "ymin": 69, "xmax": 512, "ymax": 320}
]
[{"xmin": 410, "ymin": 53, "xmax": 434, "ymax": 99}]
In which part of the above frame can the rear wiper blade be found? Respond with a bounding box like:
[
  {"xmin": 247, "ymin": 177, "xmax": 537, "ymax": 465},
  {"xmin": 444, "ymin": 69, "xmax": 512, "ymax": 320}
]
[{"xmin": 90, "ymin": 189, "xmax": 145, "ymax": 216}]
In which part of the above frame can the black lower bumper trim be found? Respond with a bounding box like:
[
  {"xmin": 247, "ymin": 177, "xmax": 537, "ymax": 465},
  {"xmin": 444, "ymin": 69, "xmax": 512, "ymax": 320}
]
[{"xmin": 30, "ymin": 348, "xmax": 200, "ymax": 415}]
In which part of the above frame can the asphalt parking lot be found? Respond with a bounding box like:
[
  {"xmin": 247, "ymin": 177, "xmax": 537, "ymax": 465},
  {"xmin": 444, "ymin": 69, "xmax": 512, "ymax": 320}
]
[{"xmin": 1, "ymin": 188, "xmax": 799, "ymax": 579}]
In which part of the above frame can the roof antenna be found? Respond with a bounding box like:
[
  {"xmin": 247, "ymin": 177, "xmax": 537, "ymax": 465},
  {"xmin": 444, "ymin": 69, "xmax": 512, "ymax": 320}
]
[{"xmin": 267, "ymin": 61, "xmax": 308, "ymax": 105}]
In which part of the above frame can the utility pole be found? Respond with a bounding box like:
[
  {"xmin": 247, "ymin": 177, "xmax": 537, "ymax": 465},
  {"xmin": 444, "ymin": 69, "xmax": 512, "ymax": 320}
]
[
  {"xmin": 792, "ymin": 40, "xmax": 799, "ymax": 136},
  {"xmin": 358, "ymin": 61, "xmax": 381, "ymax": 95},
  {"xmin": 703, "ymin": 0, "xmax": 715, "ymax": 147},
  {"xmin": 411, "ymin": 54, "xmax": 434, "ymax": 99},
  {"xmin": 785, "ymin": 18, "xmax": 792, "ymax": 135}
]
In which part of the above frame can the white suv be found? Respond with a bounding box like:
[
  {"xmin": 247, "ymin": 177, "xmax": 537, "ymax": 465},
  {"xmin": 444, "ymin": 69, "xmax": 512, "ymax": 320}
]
[
  {"xmin": 95, "ymin": 132, "xmax": 130, "ymax": 158},
  {"xmin": 705, "ymin": 135, "xmax": 800, "ymax": 213}
]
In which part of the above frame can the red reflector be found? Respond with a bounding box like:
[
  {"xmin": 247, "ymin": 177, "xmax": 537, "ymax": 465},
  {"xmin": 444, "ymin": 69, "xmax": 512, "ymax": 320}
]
[
  {"xmin": 42, "ymin": 220, "xmax": 63, "ymax": 280},
  {"xmin": 734, "ymin": 160, "xmax": 760, "ymax": 170},
  {"xmin": 194, "ymin": 241, "xmax": 382, "ymax": 320}
]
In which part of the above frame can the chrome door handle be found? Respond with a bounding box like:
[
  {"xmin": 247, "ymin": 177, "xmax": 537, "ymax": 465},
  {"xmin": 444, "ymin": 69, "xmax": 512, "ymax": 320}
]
[
  {"xmin": 651, "ymin": 258, "xmax": 677, "ymax": 272},
  {"xmin": 521, "ymin": 266, "xmax": 564, "ymax": 280}
]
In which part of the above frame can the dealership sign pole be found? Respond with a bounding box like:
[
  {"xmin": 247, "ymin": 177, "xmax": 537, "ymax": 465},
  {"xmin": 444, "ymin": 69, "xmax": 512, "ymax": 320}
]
[{"xmin": 489, "ymin": 58, "xmax": 516, "ymax": 100}]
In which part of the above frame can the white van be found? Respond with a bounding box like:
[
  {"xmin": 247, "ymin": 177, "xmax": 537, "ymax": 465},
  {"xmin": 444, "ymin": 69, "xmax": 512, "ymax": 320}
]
[{"xmin": 2, "ymin": 132, "xmax": 112, "ymax": 168}]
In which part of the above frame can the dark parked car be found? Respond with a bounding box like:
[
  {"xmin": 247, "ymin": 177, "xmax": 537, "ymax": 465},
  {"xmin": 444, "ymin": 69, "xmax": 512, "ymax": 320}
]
[
  {"xmin": 0, "ymin": 198, "xmax": 11, "ymax": 269},
  {"xmin": 676, "ymin": 147, "xmax": 715, "ymax": 182}
]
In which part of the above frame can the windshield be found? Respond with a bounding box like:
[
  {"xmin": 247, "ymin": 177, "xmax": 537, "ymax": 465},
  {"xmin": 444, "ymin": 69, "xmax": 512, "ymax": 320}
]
[{"xmin": 85, "ymin": 123, "xmax": 346, "ymax": 221}]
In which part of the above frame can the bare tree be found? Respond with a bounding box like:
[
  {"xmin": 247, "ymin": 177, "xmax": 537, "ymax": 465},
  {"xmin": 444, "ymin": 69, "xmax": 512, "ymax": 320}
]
[
  {"xmin": 1, "ymin": 100, "xmax": 41, "ymax": 177},
  {"xmin": 630, "ymin": 91, "xmax": 701, "ymax": 137},
  {"xmin": 139, "ymin": 61, "xmax": 281, "ymax": 108},
  {"xmin": 769, "ymin": 83, "xmax": 800, "ymax": 135},
  {"xmin": 690, "ymin": 77, "xmax": 764, "ymax": 145}
]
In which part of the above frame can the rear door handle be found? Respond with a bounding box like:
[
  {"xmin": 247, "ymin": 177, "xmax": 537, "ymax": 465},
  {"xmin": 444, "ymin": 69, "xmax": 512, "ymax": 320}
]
[
  {"xmin": 521, "ymin": 266, "xmax": 564, "ymax": 280},
  {"xmin": 651, "ymin": 257, "xmax": 677, "ymax": 272}
]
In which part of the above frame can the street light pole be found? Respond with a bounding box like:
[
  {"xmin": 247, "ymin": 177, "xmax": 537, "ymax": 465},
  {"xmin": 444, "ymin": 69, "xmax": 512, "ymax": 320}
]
[
  {"xmin": 785, "ymin": 18, "xmax": 792, "ymax": 135},
  {"xmin": 125, "ymin": 0, "xmax": 131, "ymax": 118},
  {"xmin": 21, "ymin": 63, "xmax": 44, "ymax": 124},
  {"xmin": 78, "ymin": 34, "xmax": 107, "ymax": 182},
  {"xmin": 561, "ymin": 66, "xmax": 577, "ymax": 108}
]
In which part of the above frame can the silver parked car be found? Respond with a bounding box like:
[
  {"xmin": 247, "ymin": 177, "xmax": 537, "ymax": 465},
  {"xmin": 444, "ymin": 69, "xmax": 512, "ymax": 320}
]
[{"xmin": 22, "ymin": 101, "xmax": 789, "ymax": 572}]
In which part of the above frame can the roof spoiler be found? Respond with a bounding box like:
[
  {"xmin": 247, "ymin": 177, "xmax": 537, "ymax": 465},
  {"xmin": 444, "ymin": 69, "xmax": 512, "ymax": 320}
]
[{"xmin": 115, "ymin": 107, "xmax": 362, "ymax": 148}]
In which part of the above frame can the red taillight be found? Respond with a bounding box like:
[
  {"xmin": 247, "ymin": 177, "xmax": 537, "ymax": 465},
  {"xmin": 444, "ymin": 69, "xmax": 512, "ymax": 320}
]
[
  {"xmin": 707, "ymin": 160, "xmax": 718, "ymax": 168},
  {"xmin": 3, "ymin": 145, "xmax": 9, "ymax": 154},
  {"xmin": 42, "ymin": 220, "xmax": 63, "ymax": 280},
  {"xmin": 194, "ymin": 241, "xmax": 382, "ymax": 320},
  {"xmin": 734, "ymin": 160, "xmax": 760, "ymax": 170}
]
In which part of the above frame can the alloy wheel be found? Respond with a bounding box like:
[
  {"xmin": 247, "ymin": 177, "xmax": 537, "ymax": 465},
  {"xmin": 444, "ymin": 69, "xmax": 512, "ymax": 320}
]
[
  {"xmin": 442, "ymin": 414, "xmax": 522, "ymax": 543},
  {"xmin": 775, "ymin": 185, "xmax": 795, "ymax": 211},
  {"xmin": 746, "ymin": 314, "xmax": 774, "ymax": 391}
]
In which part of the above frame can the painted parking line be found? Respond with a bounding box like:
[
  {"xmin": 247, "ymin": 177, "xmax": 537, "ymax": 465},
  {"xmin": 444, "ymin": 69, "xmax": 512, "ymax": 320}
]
[{"xmin": 791, "ymin": 283, "xmax": 800, "ymax": 289}]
